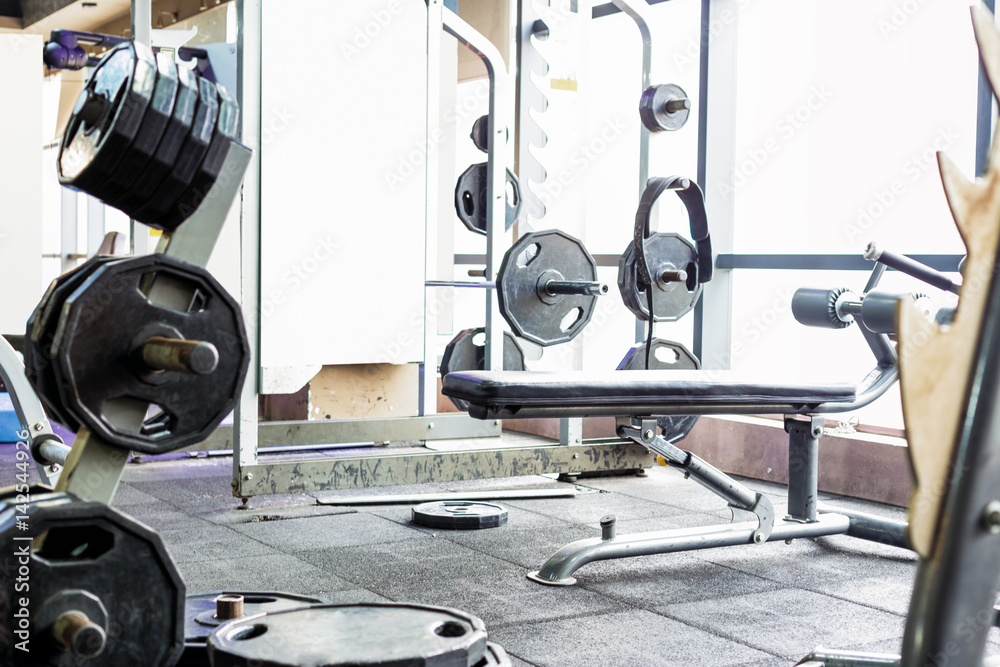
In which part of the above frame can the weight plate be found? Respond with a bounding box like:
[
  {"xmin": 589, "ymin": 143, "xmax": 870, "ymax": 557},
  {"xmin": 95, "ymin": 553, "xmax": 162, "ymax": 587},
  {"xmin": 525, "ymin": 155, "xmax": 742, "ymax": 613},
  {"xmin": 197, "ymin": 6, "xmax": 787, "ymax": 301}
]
[
  {"xmin": 109, "ymin": 63, "xmax": 199, "ymax": 217},
  {"xmin": 616, "ymin": 339, "xmax": 700, "ymax": 444},
  {"xmin": 497, "ymin": 230, "xmax": 600, "ymax": 346},
  {"xmin": 24, "ymin": 256, "xmax": 123, "ymax": 430},
  {"xmin": 0, "ymin": 491, "xmax": 185, "ymax": 667},
  {"xmin": 98, "ymin": 52, "xmax": 180, "ymax": 204},
  {"xmin": 207, "ymin": 603, "xmax": 489, "ymax": 667},
  {"xmin": 152, "ymin": 82, "xmax": 240, "ymax": 231},
  {"xmin": 470, "ymin": 115, "xmax": 508, "ymax": 153},
  {"xmin": 440, "ymin": 328, "xmax": 525, "ymax": 412},
  {"xmin": 129, "ymin": 75, "xmax": 219, "ymax": 227},
  {"xmin": 454, "ymin": 163, "xmax": 521, "ymax": 235},
  {"xmin": 638, "ymin": 83, "xmax": 690, "ymax": 132},
  {"xmin": 618, "ymin": 233, "xmax": 702, "ymax": 322},
  {"xmin": 477, "ymin": 643, "xmax": 514, "ymax": 667},
  {"xmin": 58, "ymin": 41, "xmax": 157, "ymax": 195},
  {"xmin": 52, "ymin": 254, "xmax": 250, "ymax": 453},
  {"xmin": 182, "ymin": 592, "xmax": 326, "ymax": 667},
  {"xmin": 412, "ymin": 501, "xmax": 508, "ymax": 530}
]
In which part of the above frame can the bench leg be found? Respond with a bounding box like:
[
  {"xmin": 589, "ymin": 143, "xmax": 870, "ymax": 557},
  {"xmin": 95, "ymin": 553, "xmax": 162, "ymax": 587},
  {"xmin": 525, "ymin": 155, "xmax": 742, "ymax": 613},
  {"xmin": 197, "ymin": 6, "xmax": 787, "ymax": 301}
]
[{"xmin": 786, "ymin": 415, "xmax": 823, "ymax": 522}]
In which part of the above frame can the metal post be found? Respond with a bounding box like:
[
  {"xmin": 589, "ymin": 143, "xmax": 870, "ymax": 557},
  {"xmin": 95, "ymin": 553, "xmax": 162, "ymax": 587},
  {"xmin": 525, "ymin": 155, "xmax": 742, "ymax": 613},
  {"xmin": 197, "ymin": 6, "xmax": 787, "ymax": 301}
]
[
  {"xmin": 235, "ymin": 0, "xmax": 261, "ymax": 492},
  {"xmin": 60, "ymin": 188, "xmax": 77, "ymax": 272},
  {"xmin": 131, "ymin": 0, "xmax": 152, "ymax": 257},
  {"xmin": 86, "ymin": 196, "xmax": 104, "ymax": 255},
  {"xmin": 785, "ymin": 415, "xmax": 822, "ymax": 522},
  {"xmin": 694, "ymin": 0, "xmax": 739, "ymax": 367},
  {"xmin": 422, "ymin": 0, "xmax": 443, "ymax": 417}
]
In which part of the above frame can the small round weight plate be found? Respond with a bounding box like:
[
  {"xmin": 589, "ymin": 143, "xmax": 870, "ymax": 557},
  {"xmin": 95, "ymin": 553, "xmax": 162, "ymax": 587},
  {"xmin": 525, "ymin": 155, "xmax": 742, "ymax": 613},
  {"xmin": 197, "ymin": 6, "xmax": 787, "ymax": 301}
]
[
  {"xmin": 153, "ymin": 82, "xmax": 240, "ymax": 231},
  {"xmin": 470, "ymin": 115, "xmax": 508, "ymax": 153},
  {"xmin": 0, "ymin": 490, "xmax": 185, "ymax": 667},
  {"xmin": 616, "ymin": 339, "xmax": 699, "ymax": 444},
  {"xmin": 441, "ymin": 328, "xmax": 526, "ymax": 412},
  {"xmin": 455, "ymin": 163, "xmax": 521, "ymax": 235},
  {"xmin": 98, "ymin": 52, "xmax": 180, "ymax": 204},
  {"xmin": 110, "ymin": 63, "xmax": 199, "ymax": 217},
  {"xmin": 498, "ymin": 230, "xmax": 600, "ymax": 346},
  {"xmin": 638, "ymin": 83, "xmax": 691, "ymax": 132},
  {"xmin": 618, "ymin": 233, "xmax": 702, "ymax": 322},
  {"xmin": 207, "ymin": 603, "xmax": 489, "ymax": 667},
  {"xmin": 412, "ymin": 501, "xmax": 508, "ymax": 530},
  {"xmin": 24, "ymin": 256, "xmax": 123, "ymax": 430},
  {"xmin": 52, "ymin": 254, "xmax": 250, "ymax": 453},
  {"xmin": 58, "ymin": 41, "xmax": 157, "ymax": 195},
  {"xmin": 129, "ymin": 75, "xmax": 219, "ymax": 227},
  {"xmin": 182, "ymin": 592, "xmax": 326, "ymax": 667}
]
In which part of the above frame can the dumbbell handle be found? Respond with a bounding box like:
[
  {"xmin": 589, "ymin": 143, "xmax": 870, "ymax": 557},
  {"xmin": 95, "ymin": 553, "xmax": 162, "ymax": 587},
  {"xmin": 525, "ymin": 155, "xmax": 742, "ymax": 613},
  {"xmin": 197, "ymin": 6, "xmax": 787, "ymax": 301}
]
[
  {"xmin": 141, "ymin": 336, "xmax": 219, "ymax": 375},
  {"xmin": 864, "ymin": 242, "xmax": 961, "ymax": 295},
  {"xmin": 426, "ymin": 280, "xmax": 608, "ymax": 296}
]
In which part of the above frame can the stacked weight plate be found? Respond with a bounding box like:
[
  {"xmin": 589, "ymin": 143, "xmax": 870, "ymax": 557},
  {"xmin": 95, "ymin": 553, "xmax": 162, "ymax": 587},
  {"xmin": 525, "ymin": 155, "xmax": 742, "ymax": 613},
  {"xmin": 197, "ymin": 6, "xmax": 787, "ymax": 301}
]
[{"xmin": 57, "ymin": 41, "xmax": 240, "ymax": 230}]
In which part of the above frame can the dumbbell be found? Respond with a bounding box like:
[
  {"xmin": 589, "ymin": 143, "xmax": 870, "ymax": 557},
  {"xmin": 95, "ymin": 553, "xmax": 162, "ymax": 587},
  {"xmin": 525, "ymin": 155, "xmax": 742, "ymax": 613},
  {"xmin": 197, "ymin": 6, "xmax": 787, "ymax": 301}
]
[{"xmin": 428, "ymin": 229, "xmax": 608, "ymax": 346}]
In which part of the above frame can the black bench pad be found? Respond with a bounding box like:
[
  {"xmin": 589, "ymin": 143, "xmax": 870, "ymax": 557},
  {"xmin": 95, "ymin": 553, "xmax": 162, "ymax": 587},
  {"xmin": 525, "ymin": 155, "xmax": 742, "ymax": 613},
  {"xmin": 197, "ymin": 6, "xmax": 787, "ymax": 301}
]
[{"xmin": 442, "ymin": 370, "xmax": 857, "ymax": 418}]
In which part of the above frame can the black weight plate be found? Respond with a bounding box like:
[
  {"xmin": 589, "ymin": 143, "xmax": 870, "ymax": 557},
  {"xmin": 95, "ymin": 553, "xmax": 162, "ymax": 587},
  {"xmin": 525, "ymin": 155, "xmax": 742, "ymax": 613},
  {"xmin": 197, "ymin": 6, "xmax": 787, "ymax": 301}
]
[
  {"xmin": 618, "ymin": 233, "xmax": 702, "ymax": 322},
  {"xmin": 638, "ymin": 83, "xmax": 690, "ymax": 132},
  {"xmin": 207, "ymin": 603, "xmax": 489, "ymax": 667},
  {"xmin": 616, "ymin": 339, "xmax": 699, "ymax": 444},
  {"xmin": 52, "ymin": 254, "xmax": 250, "ymax": 453},
  {"xmin": 98, "ymin": 52, "xmax": 180, "ymax": 204},
  {"xmin": 128, "ymin": 75, "xmax": 219, "ymax": 227},
  {"xmin": 441, "ymin": 328, "xmax": 525, "ymax": 412},
  {"xmin": 455, "ymin": 163, "xmax": 521, "ymax": 235},
  {"xmin": 412, "ymin": 501, "xmax": 508, "ymax": 530},
  {"xmin": 182, "ymin": 592, "xmax": 326, "ymax": 667},
  {"xmin": 58, "ymin": 41, "xmax": 157, "ymax": 195},
  {"xmin": 153, "ymin": 82, "xmax": 240, "ymax": 231},
  {"xmin": 24, "ymin": 256, "xmax": 123, "ymax": 430},
  {"xmin": 471, "ymin": 114, "xmax": 490, "ymax": 152},
  {"xmin": 497, "ymin": 229, "xmax": 600, "ymax": 346},
  {"xmin": 0, "ymin": 491, "xmax": 185, "ymax": 667},
  {"xmin": 110, "ymin": 63, "xmax": 199, "ymax": 217}
]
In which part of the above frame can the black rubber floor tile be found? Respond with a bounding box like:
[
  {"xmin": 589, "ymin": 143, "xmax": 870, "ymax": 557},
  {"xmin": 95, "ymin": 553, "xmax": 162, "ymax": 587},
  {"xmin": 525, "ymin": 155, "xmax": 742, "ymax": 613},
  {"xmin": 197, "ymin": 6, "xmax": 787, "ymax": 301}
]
[
  {"xmin": 121, "ymin": 503, "xmax": 211, "ymax": 531},
  {"xmin": 110, "ymin": 482, "xmax": 164, "ymax": 506},
  {"xmin": 441, "ymin": 523, "xmax": 594, "ymax": 569},
  {"xmin": 178, "ymin": 553, "xmax": 357, "ymax": 596},
  {"xmin": 577, "ymin": 470, "xmax": 740, "ymax": 515},
  {"xmin": 503, "ymin": 489, "xmax": 693, "ymax": 526},
  {"xmin": 230, "ymin": 511, "xmax": 431, "ymax": 551},
  {"xmin": 488, "ymin": 609, "xmax": 772, "ymax": 667},
  {"xmin": 665, "ymin": 587, "xmax": 905, "ymax": 659},
  {"xmin": 296, "ymin": 539, "xmax": 622, "ymax": 629},
  {"xmin": 361, "ymin": 500, "xmax": 568, "ymax": 534},
  {"xmin": 158, "ymin": 520, "xmax": 279, "ymax": 564},
  {"xmin": 577, "ymin": 552, "xmax": 784, "ymax": 608},
  {"xmin": 312, "ymin": 588, "xmax": 393, "ymax": 604},
  {"xmin": 200, "ymin": 504, "xmax": 357, "ymax": 527}
]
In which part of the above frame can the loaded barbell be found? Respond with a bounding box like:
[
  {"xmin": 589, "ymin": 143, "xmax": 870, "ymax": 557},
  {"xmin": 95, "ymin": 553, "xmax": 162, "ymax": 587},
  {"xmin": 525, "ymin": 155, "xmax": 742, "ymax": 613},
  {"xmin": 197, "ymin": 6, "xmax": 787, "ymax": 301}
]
[{"xmin": 429, "ymin": 229, "xmax": 608, "ymax": 347}]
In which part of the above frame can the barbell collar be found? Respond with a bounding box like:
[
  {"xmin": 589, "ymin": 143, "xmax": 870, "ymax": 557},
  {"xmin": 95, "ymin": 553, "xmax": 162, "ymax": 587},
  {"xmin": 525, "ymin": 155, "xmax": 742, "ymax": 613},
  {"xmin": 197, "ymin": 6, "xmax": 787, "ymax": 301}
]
[{"xmin": 141, "ymin": 336, "xmax": 219, "ymax": 375}]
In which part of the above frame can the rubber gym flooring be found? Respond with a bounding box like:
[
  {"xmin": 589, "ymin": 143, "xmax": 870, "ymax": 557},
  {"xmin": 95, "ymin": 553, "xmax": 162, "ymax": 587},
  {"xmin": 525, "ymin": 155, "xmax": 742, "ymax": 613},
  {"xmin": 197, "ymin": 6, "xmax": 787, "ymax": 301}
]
[{"xmin": 5, "ymin": 433, "xmax": 998, "ymax": 666}]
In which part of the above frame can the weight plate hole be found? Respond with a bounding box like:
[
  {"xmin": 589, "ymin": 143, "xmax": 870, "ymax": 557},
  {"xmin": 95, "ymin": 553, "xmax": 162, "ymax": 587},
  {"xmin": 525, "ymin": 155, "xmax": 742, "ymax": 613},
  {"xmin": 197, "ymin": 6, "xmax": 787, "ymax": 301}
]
[
  {"xmin": 653, "ymin": 346, "xmax": 680, "ymax": 365},
  {"xmin": 241, "ymin": 596, "xmax": 278, "ymax": 604},
  {"xmin": 471, "ymin": 331, "xmax": 486, "ymax": 347},
  {"xmin": 140, "ymin": 272, "xmax": 211, "ymax": 313},
  {"xmin": 560, "ymin": 307, "xmax": 584, "ymax": 332},
  {"xmin": 516, "ymin": 243, "xmax": 540, "ymax": 268},
  {"xmin": 34, "ymin": 525, "xmax": 115, "ymax": 562},
  {"xmin": 505, "ymin": 180, "xmax": 518, "ymax": 207},
  {"xmin": 231, "ymin": 624, "xmax": 269, "ymax": 641},
  {"xmin": 434, "ymin": 621, "xmax": 468, "ymax": 638},
  {"xmin": 462, "ymin": 191, "xmax": 475, "ymax": 217},
  {"xmin": 685, "ymin": 262, "xmax": 697, "ymax": 291}
]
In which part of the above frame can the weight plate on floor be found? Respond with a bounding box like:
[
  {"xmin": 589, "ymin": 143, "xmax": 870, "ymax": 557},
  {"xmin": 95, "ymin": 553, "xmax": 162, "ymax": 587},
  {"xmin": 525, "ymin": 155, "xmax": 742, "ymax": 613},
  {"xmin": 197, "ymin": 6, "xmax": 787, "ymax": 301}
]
[
  {"xmin": 455, "ymin": 162, "xmax": 521, "ymax": 235},
  {"xmin": 497, "ymin": 229, "xmax": 600, "ymax": 346},
  {"xmin": 617, "ymin": 339, "xmax": 699, "ymax": 444},
  {"xmin": 153, "ymin": 82, "xmax": 240, "ymax": 230},
  {"xmin": 58, "ymin": 41, "xmax": 157, "ymax": 195},
  {"xmin": 0, "ymin": 490, "xmax": 185, "ymax": 667},
  {"xmin": 618, "ymin": 233, "xmax": 702, "ymax": 322},
  {"xmin": 440, "ymin": 328, "xmax": 526, "ymax": 412},
  {"xmin": 638, "ymin": 83, "xmax": 691, "ymax": 132},
  {"xmin": 412, "ymin": 501, "xmax": 508, "ymax": 530},
  {"xmin": 98, "ymin": 52, "xmax": 179, "ymax": 204},
  {"xmin": 207, "ymin": 603, "xmax": 489, "ymax": 667},
  {"xmin": 129, "ymin": 75, "xmax": 219, "ymax": 227},
  {"xmin": 51, "ymin": 254, "xmax": 250, "ymax": 453},
  {"xmin": 24, "ymin": 256, "xmax": 123, "ymax": 430},
  {"xmin": 182, "ymin": 592, "xmax": 326, "ymax": 667},
  {"xmin": 109, "ymin": 63, "xmax": 199, "ymax": 218}
]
